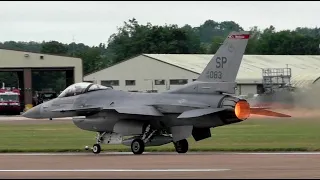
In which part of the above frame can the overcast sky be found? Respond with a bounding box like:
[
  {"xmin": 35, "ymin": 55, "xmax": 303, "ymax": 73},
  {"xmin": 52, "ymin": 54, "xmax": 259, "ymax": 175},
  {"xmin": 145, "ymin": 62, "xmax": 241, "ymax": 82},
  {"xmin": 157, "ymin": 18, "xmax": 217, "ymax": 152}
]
[{"xmin": 1, "ymin": 1, "xmax": 319, "ymax": 46}]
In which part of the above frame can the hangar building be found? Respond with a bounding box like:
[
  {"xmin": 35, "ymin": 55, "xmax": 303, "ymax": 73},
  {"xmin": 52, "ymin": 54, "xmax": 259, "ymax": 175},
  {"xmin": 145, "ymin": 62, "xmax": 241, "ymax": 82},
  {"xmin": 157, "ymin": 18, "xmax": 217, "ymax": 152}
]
[
  {"xmin": 83, "ymin": 54, "xmax": 320, "ymax": 95},
  {"xmin": 0, "ymin": 49, "xmax": 83, "ymax": 110}
]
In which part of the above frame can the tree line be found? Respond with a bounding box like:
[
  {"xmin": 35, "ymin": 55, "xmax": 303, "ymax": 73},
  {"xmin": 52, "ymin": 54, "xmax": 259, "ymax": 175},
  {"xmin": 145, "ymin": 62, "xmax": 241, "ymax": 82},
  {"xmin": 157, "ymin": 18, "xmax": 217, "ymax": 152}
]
[{"xmin": 0, "ymin": 18, "xmax": 319, "ymax": 92}]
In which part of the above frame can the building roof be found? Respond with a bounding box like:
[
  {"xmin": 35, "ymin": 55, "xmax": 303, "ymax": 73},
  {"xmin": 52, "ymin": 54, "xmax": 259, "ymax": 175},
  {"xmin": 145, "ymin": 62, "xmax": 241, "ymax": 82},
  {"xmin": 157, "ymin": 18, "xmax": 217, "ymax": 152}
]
[
  {"xmin": 0, "ymin": 48, "xmax": 82, "ymax": 68},
  {"xmin": 0, "ymin": 48, "xmax": 81, "ymax": 59},
  {"xmin": 144, "ymin": 54, "xmax": 320, "ymax": 87}
]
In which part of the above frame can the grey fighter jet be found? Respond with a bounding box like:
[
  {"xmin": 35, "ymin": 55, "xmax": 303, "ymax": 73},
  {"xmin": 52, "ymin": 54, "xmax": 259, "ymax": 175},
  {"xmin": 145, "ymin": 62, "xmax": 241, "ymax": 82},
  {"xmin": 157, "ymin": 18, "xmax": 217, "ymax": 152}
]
[{"xmin": 22, "ymin": 31, "xmax": 291, "ymax": 155}]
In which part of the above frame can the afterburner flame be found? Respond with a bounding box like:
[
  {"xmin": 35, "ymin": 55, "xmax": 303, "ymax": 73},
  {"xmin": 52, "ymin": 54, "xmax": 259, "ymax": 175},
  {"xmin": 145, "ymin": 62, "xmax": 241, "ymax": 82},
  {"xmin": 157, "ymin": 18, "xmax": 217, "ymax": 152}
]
[{"xmin": 235, "ymin": 100, "xmax": 250, "ymax": 120}]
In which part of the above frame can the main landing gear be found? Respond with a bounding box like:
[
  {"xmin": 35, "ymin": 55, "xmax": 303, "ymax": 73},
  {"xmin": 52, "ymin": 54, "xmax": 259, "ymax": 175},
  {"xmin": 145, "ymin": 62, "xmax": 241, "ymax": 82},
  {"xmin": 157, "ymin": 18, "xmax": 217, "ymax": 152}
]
[
  {"xmin": 131, "ymin": 139, "xmax": 145, "ymax": 155},
  {"xmin": 173, "ymin": 139, "xmax": 188, "ymax": 154},
  {"xmin": 131, "ymin": 124, "xmax": 156, "ymax": 155},
  {"xmin": 130, "ymin": 124, "xmax": 189, "ymax": 155},
  {"xmin": 85, "ymin": 125, "xmax": 189, "ymax": 155}
]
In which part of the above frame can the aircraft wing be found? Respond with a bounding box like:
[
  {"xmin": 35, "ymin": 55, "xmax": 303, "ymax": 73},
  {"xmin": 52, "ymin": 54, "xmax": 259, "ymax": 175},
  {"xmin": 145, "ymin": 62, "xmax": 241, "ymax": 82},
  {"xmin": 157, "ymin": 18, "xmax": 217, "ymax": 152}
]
[
  {"xmin": 51, "ymin": 105, "xmax": 164, "ymax": 117},
  {"xmin": 104, "ymin": 106, "xmax": 164, "ymax": 116}
]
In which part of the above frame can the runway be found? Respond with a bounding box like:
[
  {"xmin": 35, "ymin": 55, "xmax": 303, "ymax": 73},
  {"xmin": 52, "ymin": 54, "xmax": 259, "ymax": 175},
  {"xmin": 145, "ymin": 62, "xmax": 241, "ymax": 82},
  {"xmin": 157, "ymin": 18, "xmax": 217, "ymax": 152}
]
[
  {"xmin": 1, "ymin": 152, "xmax": 320, "ymax": 178},
  {"xmin": 0, "ymin": 116, "xmax": 320, "ymax": 178}
]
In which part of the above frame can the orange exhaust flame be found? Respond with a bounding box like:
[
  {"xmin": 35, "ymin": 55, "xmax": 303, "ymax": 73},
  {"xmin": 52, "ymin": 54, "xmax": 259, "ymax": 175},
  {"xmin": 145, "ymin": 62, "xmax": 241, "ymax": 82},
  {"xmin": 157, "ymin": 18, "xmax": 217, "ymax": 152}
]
[
  {"xmin": 235, "ymin": 100, "xmax": 250, "ymax": 120},
  {"xmin": 250, "ymin": 108, "xmax": 291, "ymax": 118}
]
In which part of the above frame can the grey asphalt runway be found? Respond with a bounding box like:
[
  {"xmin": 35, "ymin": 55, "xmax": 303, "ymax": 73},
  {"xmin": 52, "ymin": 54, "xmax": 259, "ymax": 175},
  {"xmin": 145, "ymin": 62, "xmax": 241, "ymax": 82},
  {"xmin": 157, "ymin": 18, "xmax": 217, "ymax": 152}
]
[
  {"xmin": 0, "ymin": 152, "xmax": 320, "ymax": 179},
  {"xmin": 1, "ymin": 115, "xmax": 320, "ymax": 178}
]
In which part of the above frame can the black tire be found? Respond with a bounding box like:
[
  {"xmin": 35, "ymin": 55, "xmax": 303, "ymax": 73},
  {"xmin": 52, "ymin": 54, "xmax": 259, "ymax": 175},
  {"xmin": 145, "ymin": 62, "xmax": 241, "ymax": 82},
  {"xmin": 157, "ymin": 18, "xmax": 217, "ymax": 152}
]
[
  {"xmin": 174, "ymin": 139, "xmax": 188, "ymax": 154},
  {"xmin": 131, "ymin": 139, "xmax": 145, "ymax": 155},
  {"xmin": 92, "ymin": 144, "xmax": 101, "ymax": 154}
]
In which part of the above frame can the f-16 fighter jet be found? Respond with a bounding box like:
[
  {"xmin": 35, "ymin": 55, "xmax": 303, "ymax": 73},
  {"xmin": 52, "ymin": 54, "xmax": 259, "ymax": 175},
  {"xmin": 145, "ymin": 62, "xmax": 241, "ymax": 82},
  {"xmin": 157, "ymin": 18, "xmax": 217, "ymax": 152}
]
[{"xmin": 23, "ymin": 31, "xmax": 290, "ymax": 155}]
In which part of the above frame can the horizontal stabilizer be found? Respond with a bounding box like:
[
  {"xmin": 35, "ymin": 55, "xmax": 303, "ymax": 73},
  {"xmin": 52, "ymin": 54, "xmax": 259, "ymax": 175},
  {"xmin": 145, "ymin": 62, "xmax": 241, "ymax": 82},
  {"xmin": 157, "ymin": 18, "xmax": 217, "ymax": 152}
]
[
  {"xmin": 105, "ymin": 106, "xmax": 164, "ymax": 117},
  {"xmin": 250, "ymin": 108, "xmax": 291, "ymax": 117},
  {"xmin": 177, "ymin": 108, "xmax": 226, "ymax": 119}
]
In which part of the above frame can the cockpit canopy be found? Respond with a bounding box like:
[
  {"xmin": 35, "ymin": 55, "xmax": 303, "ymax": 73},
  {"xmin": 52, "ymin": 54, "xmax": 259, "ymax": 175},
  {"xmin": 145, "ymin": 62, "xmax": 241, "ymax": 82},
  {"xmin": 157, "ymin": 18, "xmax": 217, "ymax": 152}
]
[{"xmin": 58, "ymin": 82, "xmax": 110, "ymax": 98}]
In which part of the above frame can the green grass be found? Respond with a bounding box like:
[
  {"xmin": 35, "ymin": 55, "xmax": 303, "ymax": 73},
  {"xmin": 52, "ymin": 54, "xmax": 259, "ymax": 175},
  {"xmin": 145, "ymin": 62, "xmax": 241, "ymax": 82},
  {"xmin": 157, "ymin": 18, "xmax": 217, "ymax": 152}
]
[{"xmin": 1, "ymin": 117, "xmax": 320, "ymax": 152}]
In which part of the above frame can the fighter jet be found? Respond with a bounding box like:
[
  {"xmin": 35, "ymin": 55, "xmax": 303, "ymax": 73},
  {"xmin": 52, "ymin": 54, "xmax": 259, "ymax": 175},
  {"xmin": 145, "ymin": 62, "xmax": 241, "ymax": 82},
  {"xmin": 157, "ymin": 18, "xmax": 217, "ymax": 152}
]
[{"xmin": 22, "ymin": 31, "xmax": 291, "ymax": 155}]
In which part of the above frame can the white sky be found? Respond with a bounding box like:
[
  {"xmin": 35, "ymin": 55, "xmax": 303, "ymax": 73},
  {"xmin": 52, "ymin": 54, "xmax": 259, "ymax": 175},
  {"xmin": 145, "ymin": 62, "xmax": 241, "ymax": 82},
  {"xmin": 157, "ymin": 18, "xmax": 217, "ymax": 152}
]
[{"xmin": 1, "ymin": 1, "xmax": 319, "ymax": 46}]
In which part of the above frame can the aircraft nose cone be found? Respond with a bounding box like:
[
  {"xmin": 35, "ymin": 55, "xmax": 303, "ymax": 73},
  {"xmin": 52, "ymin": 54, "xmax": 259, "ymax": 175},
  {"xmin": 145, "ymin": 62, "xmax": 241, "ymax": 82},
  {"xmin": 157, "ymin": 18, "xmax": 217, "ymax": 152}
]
[{"xmin": 22, "ymin": 105, "xmax": 41, "ymax": 119}]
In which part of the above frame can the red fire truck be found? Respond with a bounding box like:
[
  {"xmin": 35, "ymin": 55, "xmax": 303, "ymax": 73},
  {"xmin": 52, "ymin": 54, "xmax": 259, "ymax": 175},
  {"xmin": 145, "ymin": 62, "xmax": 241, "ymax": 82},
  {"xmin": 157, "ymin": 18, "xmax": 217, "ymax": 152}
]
[{"xmin": 0, "ymin": 84, "xmax": 21, "ymax": 115}]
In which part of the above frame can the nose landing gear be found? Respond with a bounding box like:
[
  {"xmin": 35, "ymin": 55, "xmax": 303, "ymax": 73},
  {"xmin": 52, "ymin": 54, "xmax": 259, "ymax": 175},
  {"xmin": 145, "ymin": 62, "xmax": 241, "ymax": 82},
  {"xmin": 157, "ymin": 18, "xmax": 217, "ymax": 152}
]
[
  {"xmin": 84, "ymin": 132, "xmax": 105, "ymax": 154},
  {"xmin": 84, "ymin": 144, "xmax": 101, "ymax": 154},
  {"xmin": 92, "ymin": 144, "xmax": 101, "ymax": 154}
]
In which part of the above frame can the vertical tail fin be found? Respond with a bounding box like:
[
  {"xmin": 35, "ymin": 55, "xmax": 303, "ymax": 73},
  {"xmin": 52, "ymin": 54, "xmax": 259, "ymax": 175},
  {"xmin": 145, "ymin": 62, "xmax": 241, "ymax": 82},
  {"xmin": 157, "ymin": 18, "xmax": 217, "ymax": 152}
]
[
  {"xmin": 197, "ymin": 31, "xmax": 250, "ymax": 83},
  {"xmin": 165, "ymin": 31, "xmax": 250, "ymax": 94}
]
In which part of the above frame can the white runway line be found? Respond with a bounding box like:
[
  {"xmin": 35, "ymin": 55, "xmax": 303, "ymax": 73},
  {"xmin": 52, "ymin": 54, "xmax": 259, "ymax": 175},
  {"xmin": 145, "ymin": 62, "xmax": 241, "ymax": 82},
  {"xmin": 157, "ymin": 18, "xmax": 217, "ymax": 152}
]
[
  {"xmin": 232, "ymin": 152, "xmax": 320, "ymax": 155},
  {"xmin": 0, "ymin": 169, "xmax": 230, "ymax": 172}
]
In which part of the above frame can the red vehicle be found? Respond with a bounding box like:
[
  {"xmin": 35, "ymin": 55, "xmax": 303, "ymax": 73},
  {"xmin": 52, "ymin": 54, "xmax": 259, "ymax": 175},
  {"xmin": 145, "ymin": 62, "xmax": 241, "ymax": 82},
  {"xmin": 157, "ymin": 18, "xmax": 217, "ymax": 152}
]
[{"xmin": 0, "ymin": 85, "xmax": 21, "ymax": 115}]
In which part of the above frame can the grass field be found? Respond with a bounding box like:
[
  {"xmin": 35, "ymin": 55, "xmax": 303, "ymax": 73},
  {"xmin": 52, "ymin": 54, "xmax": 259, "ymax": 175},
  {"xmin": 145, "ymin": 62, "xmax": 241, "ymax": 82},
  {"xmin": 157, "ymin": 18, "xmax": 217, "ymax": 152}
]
[{"xmin": 1, "ymin": 117, "xmax": 320, "ymax": 152}]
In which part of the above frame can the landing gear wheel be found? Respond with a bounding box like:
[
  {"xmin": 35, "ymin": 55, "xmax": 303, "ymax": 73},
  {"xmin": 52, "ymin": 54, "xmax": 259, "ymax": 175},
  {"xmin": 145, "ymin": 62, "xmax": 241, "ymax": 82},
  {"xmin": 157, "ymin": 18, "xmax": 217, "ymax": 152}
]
[
  {"xmin": 174, "ymin": 139, "xmax": 188, "ymax": 154},
  {"xmin": 92, "ymin": 144, "xmax": 101, "ymax": 154},
  {"xmin": 131, "ymin": 139, "xmax": 145, "ymax": 155}
]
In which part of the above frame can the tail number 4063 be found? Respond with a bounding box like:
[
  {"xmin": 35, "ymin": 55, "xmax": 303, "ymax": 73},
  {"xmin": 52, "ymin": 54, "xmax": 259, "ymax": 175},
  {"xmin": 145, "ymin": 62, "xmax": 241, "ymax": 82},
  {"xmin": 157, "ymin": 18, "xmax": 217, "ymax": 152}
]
[{"xmin": 207, "ymin": 71, "xmax": 222, "ymax": 79}]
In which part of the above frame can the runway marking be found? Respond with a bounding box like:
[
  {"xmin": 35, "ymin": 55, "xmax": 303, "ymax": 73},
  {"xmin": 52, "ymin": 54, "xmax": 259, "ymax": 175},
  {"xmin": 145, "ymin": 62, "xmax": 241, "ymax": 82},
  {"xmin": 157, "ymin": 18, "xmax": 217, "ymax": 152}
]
[
  {"xmin": 1, "ymin": 152, "xmax": 320, "ymax": 156},
  {"xmin": 232, "ymin": 152, "xmax": 320, "ymax": 155},
  {"xmin": 0, "ymin": 169, "xmax": 230, "ymax": 172}
]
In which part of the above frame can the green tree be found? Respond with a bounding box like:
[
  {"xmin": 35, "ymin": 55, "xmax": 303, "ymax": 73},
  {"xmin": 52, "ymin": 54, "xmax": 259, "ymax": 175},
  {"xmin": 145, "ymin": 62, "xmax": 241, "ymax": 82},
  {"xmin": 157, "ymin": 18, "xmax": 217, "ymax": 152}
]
[
  {"xmin": 1, "ymin": 19, "xmax": 320, "ymax": 81},
  {"xmin": 254, "ymin": 26, "xmax": 320, "ymax": 55},
  {"xmin": 295, "ymin": 27, "xmax": 320, "ymax": 38},
  {"xmin": 77, "ymin": 47, "xmax": 106, "ymax": 75},
  {"xmin": 40, "ymin": 41, "xmax": 68, "ymax": 55},
  {"xmin": 0, "ymin": 41, "xmax": 42, "ymax": 53},
  {"xmin": 196, "ymin": 20, "xmax": 244, "ymax": 44},
  {"xmin": 106, "ymin": 18, "xmax": 203, "ymax": 64},
  {"xmin": 246, "ymin": 26, "xmax": 261, "ymax": 54},
  {"xmin": 208, "ymin": 36, "xmax": 224, "ymax": 54}
]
